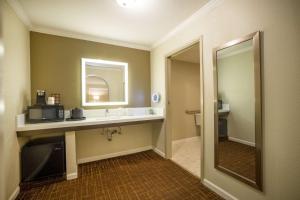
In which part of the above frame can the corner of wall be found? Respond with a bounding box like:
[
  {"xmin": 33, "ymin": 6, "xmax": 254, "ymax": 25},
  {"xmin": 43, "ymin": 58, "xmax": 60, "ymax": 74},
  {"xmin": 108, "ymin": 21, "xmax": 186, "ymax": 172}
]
[{"xmin": 2, "ymin": 1, "xmax": 31, "ymax": 199}]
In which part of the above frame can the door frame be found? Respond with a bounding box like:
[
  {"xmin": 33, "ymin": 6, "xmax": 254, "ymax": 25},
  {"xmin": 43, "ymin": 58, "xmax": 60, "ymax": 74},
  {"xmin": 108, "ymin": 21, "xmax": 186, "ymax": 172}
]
[{"xmin": 164, "ymin": 36, "xmax": 204, "ymax": 180}]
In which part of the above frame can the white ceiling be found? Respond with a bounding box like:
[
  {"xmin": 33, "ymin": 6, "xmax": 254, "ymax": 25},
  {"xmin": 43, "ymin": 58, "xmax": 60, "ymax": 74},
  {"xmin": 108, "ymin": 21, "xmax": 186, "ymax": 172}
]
[{"xmin": 12, "ymin": 0, "xmax": 209, "ymax": 50}]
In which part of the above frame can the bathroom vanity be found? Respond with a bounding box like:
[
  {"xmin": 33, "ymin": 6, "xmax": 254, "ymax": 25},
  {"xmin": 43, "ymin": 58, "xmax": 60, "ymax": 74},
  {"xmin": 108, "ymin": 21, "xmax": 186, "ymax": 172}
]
[
  {"xmin": 16, "ymin": 107, "xmax": 164, "ymax": 180},
  {"xmin": 16, "ymin": 57, "xmax": 166, "ymax": 181}
]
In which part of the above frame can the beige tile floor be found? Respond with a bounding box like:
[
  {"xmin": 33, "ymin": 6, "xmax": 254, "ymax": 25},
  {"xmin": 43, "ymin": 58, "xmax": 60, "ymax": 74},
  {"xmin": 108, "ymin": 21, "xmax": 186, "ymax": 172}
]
[{"xmin": 171, "ymin": 136, "xmax": 201, "ymax": 178}]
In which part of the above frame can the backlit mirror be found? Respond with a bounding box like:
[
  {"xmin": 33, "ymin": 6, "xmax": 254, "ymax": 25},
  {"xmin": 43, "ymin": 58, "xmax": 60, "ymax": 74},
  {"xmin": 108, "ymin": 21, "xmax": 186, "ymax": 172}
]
[
  {"xmin": 213, "ymin": 32, "xmax": 262, "ymax": 190},
  {"xmin": 81, "ymin": 58, "xmax": 128, "ymax": 106}
]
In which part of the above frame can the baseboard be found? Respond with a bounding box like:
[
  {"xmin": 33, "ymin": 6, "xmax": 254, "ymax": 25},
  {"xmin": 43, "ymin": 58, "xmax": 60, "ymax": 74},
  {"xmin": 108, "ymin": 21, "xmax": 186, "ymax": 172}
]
[
  {"xmin": 203, "ymin": 179, "xmax": 238, "ymax": 200},
  {"xmin": 173, "ymin": 136, "xmax": 200, "ymax": 145},
  {"xmin": 77, "ymin": 146, "xmax": 153, "ymax": 164},
  {"xmin": 8, "ymin": 186, "xmax": 20, "ymax": 200},
  {"xmin": 152, "ymin": 147, "xmax": 166, "ymax": 158},
  {"xmin": 228, "ymin": 137, "xmax": 255, "ymax": 147},
  {"xmin": 66, "ymin": 172, "xmax": 78, "ymax": 180}
]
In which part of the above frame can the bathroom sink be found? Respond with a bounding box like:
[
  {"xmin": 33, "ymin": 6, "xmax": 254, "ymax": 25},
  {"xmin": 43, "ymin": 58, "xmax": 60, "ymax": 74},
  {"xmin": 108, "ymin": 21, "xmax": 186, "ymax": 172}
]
[
  {"xmin": 92, "ymin": 116, "xmax": 121, "ymax": 121},
  {"xmin": 106, "ymin": 116, "xmax": 122, "ymax": 120}
]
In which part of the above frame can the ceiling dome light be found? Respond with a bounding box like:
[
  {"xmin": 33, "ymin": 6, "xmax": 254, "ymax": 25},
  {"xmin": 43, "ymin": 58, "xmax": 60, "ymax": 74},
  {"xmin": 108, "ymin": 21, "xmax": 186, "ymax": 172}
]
[{"xmin": 116, "ymin": 0, "xmax": 137, "ymax": 8}]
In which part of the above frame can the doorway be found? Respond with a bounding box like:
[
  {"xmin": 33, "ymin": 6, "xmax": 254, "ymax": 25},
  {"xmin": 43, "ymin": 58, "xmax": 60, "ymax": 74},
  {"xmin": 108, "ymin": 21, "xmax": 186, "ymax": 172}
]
[{"xmin": 165, "ymin": 39, "xmax": 204, "ymax": 179}]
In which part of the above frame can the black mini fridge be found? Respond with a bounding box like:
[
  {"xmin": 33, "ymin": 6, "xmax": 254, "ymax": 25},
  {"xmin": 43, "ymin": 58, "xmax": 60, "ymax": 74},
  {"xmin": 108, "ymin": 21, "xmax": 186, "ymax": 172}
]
[{"xmin": 21, "ymin": 136, "xmax": 66, "ymax": 182}]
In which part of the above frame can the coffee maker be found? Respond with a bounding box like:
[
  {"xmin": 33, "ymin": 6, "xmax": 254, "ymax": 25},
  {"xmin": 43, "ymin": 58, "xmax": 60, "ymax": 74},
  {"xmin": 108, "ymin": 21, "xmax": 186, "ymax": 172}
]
[{"xmin": 36, "ymin": 90, "xmax": 46, "ymax": 105}]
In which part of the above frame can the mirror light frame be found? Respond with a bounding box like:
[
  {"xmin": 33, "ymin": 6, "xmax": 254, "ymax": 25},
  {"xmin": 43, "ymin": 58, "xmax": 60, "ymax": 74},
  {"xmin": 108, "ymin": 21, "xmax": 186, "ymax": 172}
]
[
  {"xmin": 213, "ymin": 31, "xmax": 262, "ymax": 190},
  {"xmin": 81, "ymin": 58, "xmax": 129, "ymax": 106}
]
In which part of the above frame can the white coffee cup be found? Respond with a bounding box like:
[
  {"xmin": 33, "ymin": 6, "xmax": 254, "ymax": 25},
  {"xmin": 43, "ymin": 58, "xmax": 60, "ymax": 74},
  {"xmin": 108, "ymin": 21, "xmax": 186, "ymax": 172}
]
[{"xmin": 47, "ymin": 97, "xmax": 55, "ymax": 105}]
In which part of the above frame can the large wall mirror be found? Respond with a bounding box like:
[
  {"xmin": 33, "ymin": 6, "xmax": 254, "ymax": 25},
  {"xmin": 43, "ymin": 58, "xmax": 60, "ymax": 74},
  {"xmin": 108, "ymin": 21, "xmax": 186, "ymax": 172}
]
[
  {"xmin": 213, "ymin": 32, "xmax": 262, "ymax": 190},
  {"xmin": 81, "ymin": 58, "xmax": 128, "ymax": 106}
]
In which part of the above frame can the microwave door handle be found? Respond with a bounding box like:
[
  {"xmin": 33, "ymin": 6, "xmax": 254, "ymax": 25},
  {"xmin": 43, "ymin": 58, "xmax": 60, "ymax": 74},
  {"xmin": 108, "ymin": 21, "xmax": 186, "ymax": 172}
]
[
  {"xmin": 41, "ymin": 109, "xmax": 45, "ymax": 119},
  {"xmin": 56, "ymin": 109, "xmax": 60, "ymax": 118},
  {"xmin": 41, "ymin": 109, "xmax": 49, "ymax": 120}
]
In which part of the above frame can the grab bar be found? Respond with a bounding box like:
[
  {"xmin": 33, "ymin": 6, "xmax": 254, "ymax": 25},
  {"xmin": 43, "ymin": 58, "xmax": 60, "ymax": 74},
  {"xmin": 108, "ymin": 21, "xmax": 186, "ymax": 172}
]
[{"xmin": 185, "ymin": 110, "xmax": 200, "ymax": 115}]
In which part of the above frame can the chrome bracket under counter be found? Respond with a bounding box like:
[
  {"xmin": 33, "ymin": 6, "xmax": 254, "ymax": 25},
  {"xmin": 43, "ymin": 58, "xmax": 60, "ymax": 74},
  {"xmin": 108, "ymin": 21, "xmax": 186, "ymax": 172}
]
[{"xmin": 16, "ymin": 107, "xmax": 165, "ymax": 180}]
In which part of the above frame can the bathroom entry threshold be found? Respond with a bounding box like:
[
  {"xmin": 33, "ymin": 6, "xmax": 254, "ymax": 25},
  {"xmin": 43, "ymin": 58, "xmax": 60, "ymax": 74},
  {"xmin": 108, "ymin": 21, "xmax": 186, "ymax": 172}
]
[{"xmin": 171, "ymin": 137, "xmax": 201, "ymax": 178}]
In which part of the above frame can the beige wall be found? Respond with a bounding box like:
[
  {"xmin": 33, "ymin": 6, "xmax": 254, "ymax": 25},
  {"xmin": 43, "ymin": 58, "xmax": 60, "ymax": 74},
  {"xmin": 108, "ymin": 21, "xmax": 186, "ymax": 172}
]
[
  {"xmin": 30, "ymin": 32, "xmax": 154, "ymax": 170},
  {"xmin": 151, "ymin": 0, "xmax": 300, "ymax": 199},
  {"xmin": 218, "ymin": 50, "xmax": 255, "ymax": 144},
  {"xmin": 171, "ymin": 60, "xmax": 200, "ymax": 140},
  {"xmin": 76, "ymin": 124, "xmax": 152, "ymax": 161},
  {"xmin": 0, "ymin": 1, "xmax": 30, "ymax": 199},
  {"xmin": 30, "ymin": 32, "xmax": 150, "ymax": 109},
  {"xmin": 0, "ymin": 0, "xmax": 4, "ymax": 198}
]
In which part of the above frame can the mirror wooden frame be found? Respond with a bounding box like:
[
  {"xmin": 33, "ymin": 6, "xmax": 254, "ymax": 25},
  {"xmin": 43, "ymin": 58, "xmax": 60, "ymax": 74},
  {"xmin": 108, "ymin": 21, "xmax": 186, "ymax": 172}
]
[{"xmin": 213, "ymin": 31, "xmax": 262, "ymax": 190}]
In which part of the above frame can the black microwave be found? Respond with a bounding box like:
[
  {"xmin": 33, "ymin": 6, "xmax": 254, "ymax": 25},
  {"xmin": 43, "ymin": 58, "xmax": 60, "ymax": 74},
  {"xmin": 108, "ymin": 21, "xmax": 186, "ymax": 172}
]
[{"xmin": 26, "ymin": 105, "xmax": 64, "ymax": 123}]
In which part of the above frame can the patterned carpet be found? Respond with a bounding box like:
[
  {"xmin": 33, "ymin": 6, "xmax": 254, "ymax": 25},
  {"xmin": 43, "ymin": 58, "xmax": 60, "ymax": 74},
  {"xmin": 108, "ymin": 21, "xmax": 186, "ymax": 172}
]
[
  {"xmin": 219, "ymin": 140, "xmax": 256, "ymax": 181},
  {"xmin": 17, "ymin": 150, "xmax": 223, "ymax": 200}
]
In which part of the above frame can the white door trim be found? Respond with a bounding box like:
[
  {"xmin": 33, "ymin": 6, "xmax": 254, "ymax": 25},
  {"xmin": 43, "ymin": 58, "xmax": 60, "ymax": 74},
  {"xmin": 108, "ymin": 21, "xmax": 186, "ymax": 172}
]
[{"xmin": 164, "ymin": 36, "xmax": 204, "ymax": 180}]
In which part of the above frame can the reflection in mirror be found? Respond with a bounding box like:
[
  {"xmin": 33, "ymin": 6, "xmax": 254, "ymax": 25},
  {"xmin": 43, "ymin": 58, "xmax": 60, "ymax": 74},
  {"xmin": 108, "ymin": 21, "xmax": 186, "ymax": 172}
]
[
  {"xmin": 218, "ymin": 40, "xmax": 255, "ymax": 179},
  {"xmin": 82, "ymin": 58, "xmax": 128, "ymax": 106},
  {"xmin": 86, "ymin": 75, "xmax": 109, "ymax": 102},
  {"xmin": 213, "ymin": 32, "xmax": 262, "ymax": 190}
]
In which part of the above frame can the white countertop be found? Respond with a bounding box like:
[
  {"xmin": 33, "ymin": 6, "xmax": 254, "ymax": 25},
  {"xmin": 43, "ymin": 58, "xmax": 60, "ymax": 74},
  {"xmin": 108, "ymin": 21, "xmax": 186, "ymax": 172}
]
[
  {"xmin": 218, "ymin": 103, "xmax": 230, "ymax": 114},
  {"xmin": 17, "ymin": 114, "xmax": 164, "ymax": 132},
  {"xmin": 16, "ymin": 107, "xmax": 164, "ymax": 133},
  {"xmin": 218, "ymin": 109, "xmax": 230, "ymax": 114}
]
